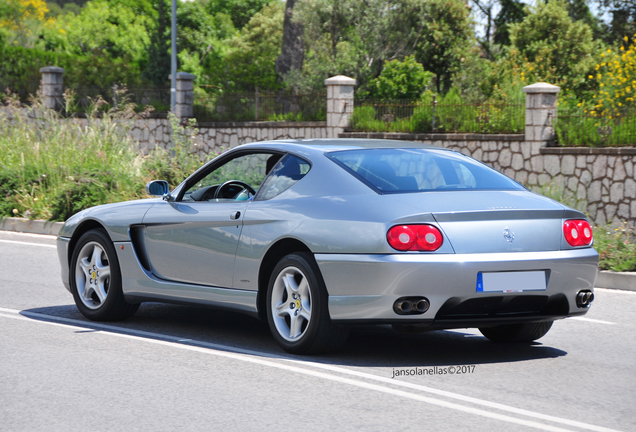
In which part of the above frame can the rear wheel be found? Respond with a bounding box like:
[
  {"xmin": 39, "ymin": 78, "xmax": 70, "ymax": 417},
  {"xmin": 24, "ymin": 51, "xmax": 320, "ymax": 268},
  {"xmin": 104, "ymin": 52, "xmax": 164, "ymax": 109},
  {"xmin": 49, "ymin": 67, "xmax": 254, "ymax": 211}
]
[
  {"xmin": 70, "ymin": 229, "xmax": 139, "ymax": 321},
  {"xmin": 479, "ymin": 321, "xmax": 553, "ymax": 343},
  {"xmin": 266, "ymin": 253, "xmax": 349, "ymax": 354}
]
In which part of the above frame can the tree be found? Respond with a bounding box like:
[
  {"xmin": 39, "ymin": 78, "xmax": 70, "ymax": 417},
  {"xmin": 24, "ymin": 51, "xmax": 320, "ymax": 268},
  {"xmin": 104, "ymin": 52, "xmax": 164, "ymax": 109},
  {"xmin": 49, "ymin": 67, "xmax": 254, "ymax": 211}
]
[
  {"xmin": 0, "ymin": 0, "xmax": 54, "ymax": 48},
  {"xmin": 500, "ymin": 0, "xmax": 599, "ymax": 94},
  {"xmin": 276, "ymin": 0, "xmax": 303, "ymax": 77},
  {"xmin": 56, "ymin": 0, "xmax": 153, "ymax": 63},
  {"xmin": 598, "ymin": 0, "xmax": 636, "ymax": 45},
  {"xmin": 493, "ymin": 0, "xmax": 526, "ymax": 46},
  {"xmin": 221, "ymin": 1, "xmax": 284, "ymax": 91},
  {"xmin": 290, "ymin": 0, "xmax": 472, "ymax": 94},
  {"xmin": 143, "ymin": 0, "xmax": 171, "ymax": 86},
  {"xmin": 410, "ymin": 0, "xmax": 474, "ymax": 94},
  {"xmin": 205, "ymin": 0, "xmax": 272, "ymax": 29}
]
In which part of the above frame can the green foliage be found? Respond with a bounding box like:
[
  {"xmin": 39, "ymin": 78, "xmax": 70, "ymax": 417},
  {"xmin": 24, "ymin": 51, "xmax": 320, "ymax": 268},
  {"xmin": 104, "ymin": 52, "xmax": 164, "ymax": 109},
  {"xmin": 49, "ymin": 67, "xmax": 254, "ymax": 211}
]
[
  {"xmin": 50, "ymin": 171, "xmax": 118, "ymax": 221},
  {"xmin": 593, "ymin": 223, "xmax": 636, "ymax": 272},
  {"xmin": 142, "ymin": 0, "xmax": 170, "ymax": 86},
  {"xmin": 493, "ymin": 0, "xmax": 526, "ymax": 46},
  {"xmin": 292, "ymin": 0, "xmax": 473, "ymax": 95},
  {"xmin": 0, "ymin": 92, "xmax": 210, "ymax": 221},
  {"xmin": 411, "ymin": 0, "xmax": 475, "ymax": 94},
  {"xmin": 143, "ymin": 114, "xmax": 203, "ymax": 187},
  {"xmin": 599, "ymin": 0, "xmax": 636, "ymax": 45},
  {"xmin": 352, "ymin": 88, "xmax": 524, "ymax": 134},
  {"xmin": 367, "ymin": 56, "xmax": 433, "ymax": 100},
  {"xmin": 54, "ymin": 0, "xmax": 153, "ymax": 63},
  {"xmin": 205, "ymin": 0, "xmax": 272, "ymax": 29},
  {"xmin": 218, "ymin": 0, "xmax": 283, "ymax": 91},
  {"xmin": 501, "ymin": 0, "xmax": 600, "ymax": 96}
]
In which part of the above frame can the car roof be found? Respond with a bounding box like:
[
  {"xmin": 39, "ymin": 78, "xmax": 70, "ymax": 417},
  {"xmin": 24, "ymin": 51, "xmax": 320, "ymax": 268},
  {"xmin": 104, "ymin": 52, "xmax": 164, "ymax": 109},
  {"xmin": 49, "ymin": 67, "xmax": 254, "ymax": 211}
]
[{"xmin": 237, "ymin": 138, "xmax": 449, "ymax": 156}]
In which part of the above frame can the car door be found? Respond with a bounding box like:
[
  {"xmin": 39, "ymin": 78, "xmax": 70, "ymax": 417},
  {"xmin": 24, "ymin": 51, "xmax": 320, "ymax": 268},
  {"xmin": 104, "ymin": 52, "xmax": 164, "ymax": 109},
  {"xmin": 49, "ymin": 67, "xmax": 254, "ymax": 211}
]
[{"xmin": 141, "ymin": 151, "xmax": 277, "ymax": 288}]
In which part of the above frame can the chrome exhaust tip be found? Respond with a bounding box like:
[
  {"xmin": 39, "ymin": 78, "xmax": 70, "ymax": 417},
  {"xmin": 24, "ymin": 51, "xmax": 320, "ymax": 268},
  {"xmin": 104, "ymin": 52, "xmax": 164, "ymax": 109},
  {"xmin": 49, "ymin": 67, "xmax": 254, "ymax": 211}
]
[
  {"xmin": 576, "ymin": 290, "xmax": 594, "ymax": 308},
  {"xmin": 415, "ymin": 299, "xmax": 430, "ymax": 313},
  {"xmin": 393, "ymin": 297, "xmax": 430, "ymax": 315}
]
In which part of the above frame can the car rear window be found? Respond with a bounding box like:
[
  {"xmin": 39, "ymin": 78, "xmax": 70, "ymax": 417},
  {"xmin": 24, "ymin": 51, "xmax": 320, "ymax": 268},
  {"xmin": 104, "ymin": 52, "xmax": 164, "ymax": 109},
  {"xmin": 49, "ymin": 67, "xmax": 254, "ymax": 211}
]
[{"xmin": 326, "ymin": 148, "xmax": 524, "ymax": 193}]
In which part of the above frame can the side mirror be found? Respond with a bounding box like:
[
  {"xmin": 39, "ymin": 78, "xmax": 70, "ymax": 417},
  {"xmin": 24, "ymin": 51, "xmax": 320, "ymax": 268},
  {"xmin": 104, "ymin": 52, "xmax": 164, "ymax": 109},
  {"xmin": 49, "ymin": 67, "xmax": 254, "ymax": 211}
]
[{"xmin": 145, "ymin": 180, "xmax": 170, "ymax": 197}]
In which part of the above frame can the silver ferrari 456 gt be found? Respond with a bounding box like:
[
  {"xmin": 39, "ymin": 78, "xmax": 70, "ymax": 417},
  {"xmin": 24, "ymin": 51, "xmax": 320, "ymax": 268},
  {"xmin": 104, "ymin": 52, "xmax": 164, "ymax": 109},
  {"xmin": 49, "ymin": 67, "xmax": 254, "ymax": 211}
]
[{"xmin": 57, "ymin": 139, "xmax": 598, "ymax": 353}]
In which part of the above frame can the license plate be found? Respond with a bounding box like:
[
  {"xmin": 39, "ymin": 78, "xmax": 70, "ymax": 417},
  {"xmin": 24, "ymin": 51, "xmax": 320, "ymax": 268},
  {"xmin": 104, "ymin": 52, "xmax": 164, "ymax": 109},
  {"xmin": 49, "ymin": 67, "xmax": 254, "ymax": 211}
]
[{"xmin": 476, "ymin": 271, "xmax": 547, "ymax": 293}]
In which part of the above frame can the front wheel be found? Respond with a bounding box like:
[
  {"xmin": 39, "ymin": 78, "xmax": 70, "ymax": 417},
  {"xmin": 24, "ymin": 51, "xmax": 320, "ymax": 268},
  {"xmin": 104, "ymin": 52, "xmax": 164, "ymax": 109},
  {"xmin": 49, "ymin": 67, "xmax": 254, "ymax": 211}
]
[
  {"xmin": 479, "ymin": 321, "xmax": 553, "ymax": 343},
  {"xmin": 266, "ymin": 253, "xmax": 349, "ymax": 354},
  {"xmin": 70, "ymin": 229, "xmax": 139, "ymax": 321}
]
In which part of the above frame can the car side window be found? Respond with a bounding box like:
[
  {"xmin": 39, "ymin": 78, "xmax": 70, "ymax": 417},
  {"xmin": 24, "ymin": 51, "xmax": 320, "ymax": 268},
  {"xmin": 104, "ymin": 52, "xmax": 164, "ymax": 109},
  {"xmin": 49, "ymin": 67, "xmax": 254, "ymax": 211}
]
[
  {"xmin": 182, "ymin": 153, "xmax": 278, "ymax": 202},
  {"xmin": 257, "ymin": 154, "xmax": 311, "ymax": 200}
]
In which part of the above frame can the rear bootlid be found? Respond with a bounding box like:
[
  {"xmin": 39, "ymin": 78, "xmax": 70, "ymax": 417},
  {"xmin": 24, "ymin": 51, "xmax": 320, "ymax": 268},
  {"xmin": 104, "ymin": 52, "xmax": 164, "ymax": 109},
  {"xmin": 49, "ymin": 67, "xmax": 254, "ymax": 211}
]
[{"xmin": 392, "ymin": 190, "xmax": 576, "ymax": 253}]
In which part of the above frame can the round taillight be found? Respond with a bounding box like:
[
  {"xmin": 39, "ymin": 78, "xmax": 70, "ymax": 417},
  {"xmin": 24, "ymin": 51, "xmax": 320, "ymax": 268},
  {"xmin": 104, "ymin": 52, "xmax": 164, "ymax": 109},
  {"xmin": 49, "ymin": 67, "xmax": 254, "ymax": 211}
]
[
  {"xmin": 387, "ymin": 224, "xmax": 443, "ymax": 251},
  {"xmin": 416, "ymin": 224, "xmax": 444, "ymax": 251},
  {"xmin": 563, "ymin": 219, "xmax": 593, "ymax": 247},
  {"xmin": 387, "ymin": 225, "xmax": 416, "ymax": 251}
]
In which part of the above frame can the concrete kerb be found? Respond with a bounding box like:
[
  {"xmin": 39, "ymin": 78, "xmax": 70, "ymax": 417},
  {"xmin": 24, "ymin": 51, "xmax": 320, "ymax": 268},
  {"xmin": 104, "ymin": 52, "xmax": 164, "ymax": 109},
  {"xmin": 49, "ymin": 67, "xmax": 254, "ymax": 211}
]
[
  {"xmin": 595, "ymin": 271, "xmax": 636, "ymax": 292},
  {"xmin": 0, "ymin": 217, "xmax": 64, "ymax": 236},
  {"xmin": 0, "ymin": 217, "xmax": 634, "ymax": 292}
]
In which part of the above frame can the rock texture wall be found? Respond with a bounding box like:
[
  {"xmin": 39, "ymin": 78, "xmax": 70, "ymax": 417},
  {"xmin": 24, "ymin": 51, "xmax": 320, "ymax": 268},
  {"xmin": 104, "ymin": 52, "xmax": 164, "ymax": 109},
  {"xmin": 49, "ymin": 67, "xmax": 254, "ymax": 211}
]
[{"xmin": 128, "ymin": 118, "xmax": 328, "ymax": 157}]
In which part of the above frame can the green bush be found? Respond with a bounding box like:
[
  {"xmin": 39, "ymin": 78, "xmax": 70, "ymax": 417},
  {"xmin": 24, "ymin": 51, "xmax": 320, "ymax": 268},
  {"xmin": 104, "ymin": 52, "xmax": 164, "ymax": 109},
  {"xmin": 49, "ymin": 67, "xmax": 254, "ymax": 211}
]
[
  {"xmin": 593, "ymin": 224, "xmax": 636, "ymax": 272},
  {"xmin": 0, "ymin": 92, "xmax": 208, "ymax": 221}
]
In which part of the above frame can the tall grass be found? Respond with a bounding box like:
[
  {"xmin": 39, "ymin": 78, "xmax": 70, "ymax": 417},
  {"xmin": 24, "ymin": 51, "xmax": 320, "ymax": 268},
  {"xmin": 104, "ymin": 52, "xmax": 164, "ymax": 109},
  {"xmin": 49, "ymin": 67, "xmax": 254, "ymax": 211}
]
[{"xmin": 0, "ymin": 91, "xmax": 207, "ymax": 221}]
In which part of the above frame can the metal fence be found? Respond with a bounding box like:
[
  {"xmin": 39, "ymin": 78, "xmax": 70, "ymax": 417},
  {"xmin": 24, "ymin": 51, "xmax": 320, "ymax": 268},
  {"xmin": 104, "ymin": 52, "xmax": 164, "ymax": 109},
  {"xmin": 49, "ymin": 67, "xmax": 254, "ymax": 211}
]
[
  {"xmin": 66, "ymin": 85, "xmax": 171, "ymax": 113},
  {"xmin": 556, "ymin": 109, "xmax": 636, "ymax": 147},
  {"xmin": 0, "ymin": 78, "xmax": 41, "ymax": 103},
  {"xmin": 352, "ymin": 98, "xmax": 525, "ymax": 134},
  {"xmin": 193, "ymin": 91, "xmax": 326, "ymax": 122}
]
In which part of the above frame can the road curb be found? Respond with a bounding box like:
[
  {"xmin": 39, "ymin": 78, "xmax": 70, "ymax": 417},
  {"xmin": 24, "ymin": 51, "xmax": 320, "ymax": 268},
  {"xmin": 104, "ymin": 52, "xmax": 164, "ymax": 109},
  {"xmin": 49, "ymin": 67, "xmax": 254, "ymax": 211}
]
[
  {"xmin": 595, "ymin": 271, "xmax": 636, "ymax": 292},
  {"xmin": 0, "ymin": 217, "xmax": 64, "ymax": 236},
  {"xmin": 2, "ymin": 217, "xmax": 635, "ymax": 292}
]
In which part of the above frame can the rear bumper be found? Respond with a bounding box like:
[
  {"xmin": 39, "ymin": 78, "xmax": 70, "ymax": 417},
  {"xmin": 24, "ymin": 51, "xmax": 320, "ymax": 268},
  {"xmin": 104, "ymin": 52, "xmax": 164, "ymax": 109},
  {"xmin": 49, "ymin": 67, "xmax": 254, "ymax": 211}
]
[{"xmin": 316, "ymin": 248, "xmax": 598, "ymax": 324}]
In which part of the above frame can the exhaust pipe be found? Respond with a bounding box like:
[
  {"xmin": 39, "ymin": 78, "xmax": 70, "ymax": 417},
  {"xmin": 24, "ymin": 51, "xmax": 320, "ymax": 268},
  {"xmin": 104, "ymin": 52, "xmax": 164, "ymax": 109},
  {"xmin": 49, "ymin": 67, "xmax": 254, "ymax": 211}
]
[
  {"xmin": 393, "ymin": 297, "xmax": 430, "ymax": 315},
  {"xmin": 576, "ymin": 290, "xmax": 594, "ymax": 308},
  {"xmin": 396, "ymin": 300, "xmax": 413, "ymax": 313},
  {"xmin": 415, "ymin": 299, "xmax": 430, "ymax": 313}
]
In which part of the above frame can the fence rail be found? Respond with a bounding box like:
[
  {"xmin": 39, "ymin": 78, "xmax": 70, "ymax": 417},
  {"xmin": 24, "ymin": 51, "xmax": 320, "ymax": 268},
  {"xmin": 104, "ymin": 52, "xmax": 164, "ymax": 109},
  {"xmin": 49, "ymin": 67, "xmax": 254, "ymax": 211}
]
[
  {"xmin": 65, "ymin": 86, "xmax": 171, "ymax": 112},
  {"xmin": 556, "ymin": 109, "xmax": 636, "ymax": 147},
  {"xmin": 193, "ymin": 92, "xmax": 326, "ymax": 122},
  {"xmin": 0, "ymin": 78, "xmax": 41, "ymax": 103},
  {"xmin": 352, "ymin": 98, "xmax": 525, "ymax": 134}
]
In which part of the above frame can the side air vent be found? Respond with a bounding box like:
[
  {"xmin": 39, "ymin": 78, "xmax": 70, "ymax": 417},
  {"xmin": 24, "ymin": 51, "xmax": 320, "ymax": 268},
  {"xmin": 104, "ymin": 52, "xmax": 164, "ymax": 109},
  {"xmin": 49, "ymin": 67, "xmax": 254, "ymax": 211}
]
[{"xmin": 129, "ymin": 225, "xmax": 152, "ymax": 272}]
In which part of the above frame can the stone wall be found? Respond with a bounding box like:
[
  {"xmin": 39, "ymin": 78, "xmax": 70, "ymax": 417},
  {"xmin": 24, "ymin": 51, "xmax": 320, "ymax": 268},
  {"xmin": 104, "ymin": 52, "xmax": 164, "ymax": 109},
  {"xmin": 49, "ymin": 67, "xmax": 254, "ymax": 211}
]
[
  {"xmin": 127, "ymin": 118, "xmax": 328, "ymax": 157},
  {"xmin": 340, "ymin": 132, "xmax": 636, "ymax": 227}
]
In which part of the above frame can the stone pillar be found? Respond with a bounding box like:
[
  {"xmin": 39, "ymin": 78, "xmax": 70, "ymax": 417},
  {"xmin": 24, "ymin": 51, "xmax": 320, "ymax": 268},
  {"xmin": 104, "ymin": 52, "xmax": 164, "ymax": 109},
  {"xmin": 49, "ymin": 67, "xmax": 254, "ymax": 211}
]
[
  {"xmin": 169, "ymin": 72, "xmax": 195, "ymax": 118},
  {"xmin": 39, "ymin": 66, "xmax": 64, "ymax": 110},
  {"xmin": 325, "ymin": 75, "xmax": 356, "ymax": 138},
  {"xmin": 523, "ymin": 82, "xmax": 560, "ymax": 146}
]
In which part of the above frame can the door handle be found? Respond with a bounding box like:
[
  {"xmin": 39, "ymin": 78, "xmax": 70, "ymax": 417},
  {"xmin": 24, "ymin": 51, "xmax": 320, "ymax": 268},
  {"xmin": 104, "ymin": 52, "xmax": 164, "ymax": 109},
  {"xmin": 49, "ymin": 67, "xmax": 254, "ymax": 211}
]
[{"xmin": 230, "ymin": 211, "xmax": 241, "ymax": 220}]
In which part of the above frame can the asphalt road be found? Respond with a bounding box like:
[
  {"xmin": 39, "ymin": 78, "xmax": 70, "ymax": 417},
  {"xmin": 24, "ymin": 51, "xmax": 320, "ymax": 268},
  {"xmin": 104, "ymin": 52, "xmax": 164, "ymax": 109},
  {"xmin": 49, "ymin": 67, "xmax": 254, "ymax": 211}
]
[{"xmin": 1, "ymin": 230, "xmax": 635, "ymax": 432}]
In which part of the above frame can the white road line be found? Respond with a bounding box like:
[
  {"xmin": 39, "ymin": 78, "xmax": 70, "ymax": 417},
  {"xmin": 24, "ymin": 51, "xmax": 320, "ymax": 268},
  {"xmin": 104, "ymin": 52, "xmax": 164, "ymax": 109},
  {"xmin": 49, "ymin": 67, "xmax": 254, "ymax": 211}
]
[
  {"xmin": 0, "ymin": 239, "xmax": 56, "ymax": 248},
  {"xmin": 0, "ymin": 307, "xmax": 621, "ymax": 432},
  {"xmin": 569, "ymin": 317, "xmax": 616, "ymax": 325}
]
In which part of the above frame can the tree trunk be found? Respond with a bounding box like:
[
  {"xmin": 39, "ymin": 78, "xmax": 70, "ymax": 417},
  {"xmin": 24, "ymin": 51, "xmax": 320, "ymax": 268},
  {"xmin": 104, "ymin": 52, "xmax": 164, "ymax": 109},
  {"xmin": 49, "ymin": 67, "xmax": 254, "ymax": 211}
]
[{"xmin": 276, "ymin": 0, "xmax": 304, "ymax": 77}]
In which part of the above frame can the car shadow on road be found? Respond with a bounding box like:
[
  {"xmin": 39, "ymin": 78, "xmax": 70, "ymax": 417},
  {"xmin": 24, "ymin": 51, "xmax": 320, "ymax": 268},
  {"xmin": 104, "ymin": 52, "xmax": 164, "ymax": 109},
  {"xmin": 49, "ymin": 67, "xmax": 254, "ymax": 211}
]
[{"xmin": 22, "ymin": 302, "xmax": 567, "ymax": 368}]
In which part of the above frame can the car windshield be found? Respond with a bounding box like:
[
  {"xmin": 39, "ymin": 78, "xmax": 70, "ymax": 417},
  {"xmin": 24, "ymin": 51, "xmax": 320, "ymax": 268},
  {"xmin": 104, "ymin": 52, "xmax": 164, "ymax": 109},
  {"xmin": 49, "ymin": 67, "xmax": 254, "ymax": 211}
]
[{"xmin": 326, "ymin": 148, "xmax": 524, "ymax": 193}]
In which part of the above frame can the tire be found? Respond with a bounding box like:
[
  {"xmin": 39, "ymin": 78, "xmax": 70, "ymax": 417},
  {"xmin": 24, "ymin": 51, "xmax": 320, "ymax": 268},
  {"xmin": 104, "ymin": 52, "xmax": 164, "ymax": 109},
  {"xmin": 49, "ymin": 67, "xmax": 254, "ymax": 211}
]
[
  {"xmin": 266, "ymin": 253, "xmax": 349, "ymax": 354},
  {"xmin": 70, "ymin": 229, "xmax": 139, "ymax": 321},
  {"xmin": 479, "ymin": 321, "xmax": 553, "ymax": 343}
]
